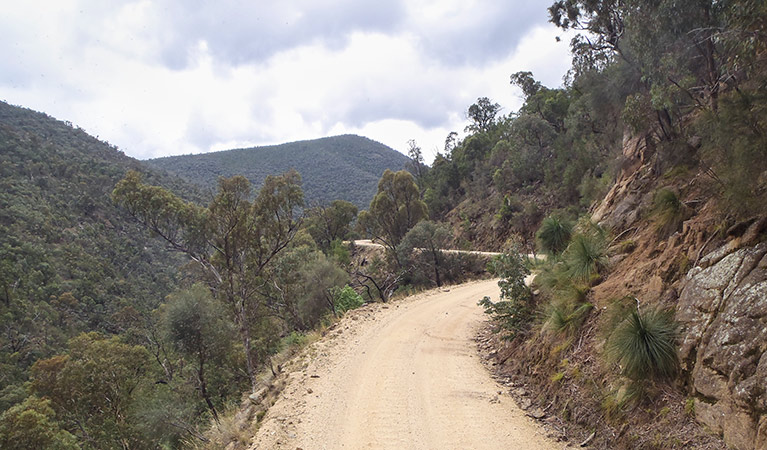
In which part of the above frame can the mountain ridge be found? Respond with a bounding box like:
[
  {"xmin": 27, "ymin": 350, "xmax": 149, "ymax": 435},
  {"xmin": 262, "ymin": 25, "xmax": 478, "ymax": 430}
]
[{"xmin": 145, "ymin": 134, "xmax": 410, "ymax": 209}]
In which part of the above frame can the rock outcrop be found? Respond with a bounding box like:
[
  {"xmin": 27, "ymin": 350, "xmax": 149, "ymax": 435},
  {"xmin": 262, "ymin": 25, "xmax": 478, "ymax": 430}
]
[
  {"xmin": 591, "ymin": 128, "xmax": 767, "ymax": 449},
  {"xmin": 676, "ymin": 238, "xmax": 767, "ymax": 450}
]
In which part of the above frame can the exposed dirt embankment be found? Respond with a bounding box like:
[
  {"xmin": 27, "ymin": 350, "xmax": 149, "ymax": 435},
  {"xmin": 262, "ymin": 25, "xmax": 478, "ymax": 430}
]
[
  {"xmin": 249, "ymin": 280, "xmax": 558, "ymax": 449},
  {"xmin": 591, "ymin": 135, "xmax": 767, "ymax": 449},
  {"xmin": 482, "ymin": 131, "xmax": 767, "ymax": 448}
]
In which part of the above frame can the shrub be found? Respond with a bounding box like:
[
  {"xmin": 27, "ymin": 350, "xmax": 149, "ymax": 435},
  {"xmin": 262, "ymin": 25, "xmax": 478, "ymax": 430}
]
[
  {"xmin": 544, "ymin": 299, "xmax": 593, "ymax": 336},
  {"xmin": 565, "ymin": 233, "xmax": 608, "ymax": 282},
  {"xmin": 332, "ymin": 285, "xmax": 364, "ymax": 314},
  {"xmin": 281, "ymin": 331, "xmax": 308, "ymax": 350},
  {"xmin": 536, "ymin": 216, "xmax": 574, "ymax": 255},
  {"xmin": 651, "ymin": 188, "xmax": 683, "ymax": 236},
  {"xmin": 479, "ymin": 250, "xmax": 532, "ymax": 337},
  {"xmin": 605, "ymin": 305, "xmax": 678, "ymax": 380},
  {"xmin": 496, "ymin": 194, "xmax": 523, "ymax": 221},
  {"xmin": 536, "ymin": 261, "xmax": 571, "ymax": 294}
]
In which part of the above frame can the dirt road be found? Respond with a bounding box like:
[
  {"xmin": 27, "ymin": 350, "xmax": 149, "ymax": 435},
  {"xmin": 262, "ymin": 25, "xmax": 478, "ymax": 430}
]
[
  {"xmin": 250, "ymin": 279, "xmax": 556, "ymax": 450},
  {"xmin": 350, "ymin": 239, "xmax": 545, "ymax": 261},
  {"xmin": 350, "ymin": 239, "xmax": 504, "ymax": 257}
]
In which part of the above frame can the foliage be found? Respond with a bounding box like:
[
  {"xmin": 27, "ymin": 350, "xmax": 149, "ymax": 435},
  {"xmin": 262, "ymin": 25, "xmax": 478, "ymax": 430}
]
[
  {"xmin": 0, "ymin": 396, "xmax": 79, "ymax": 450},
  {"xmin": 30, "ymin": 333, "xmax": 152, "ymax": 447},
  {"xmin": 697, "ymin": 86, "xmax": 767, "ymax": 219},
  {"xmin": 479, "ymin": 250, "xmax": 533, "ymax": 337},
  {"xmin": 466, "ymin": 97, "xmax": 502, "ymax": 133},
  {"xmin": 147, "ymin": 135, "xmax": 409, "ymax": 210},
  {"xmin": 405, "ymin": 139, "xmax": 428, "ymax": 189},
  {"xmin": 281, "ymin": 331, "xmax": 309, "ymax": 351},
  {"xmin": 357, "ymin": 170, "xmax": 428, "ymax": 261},
  {"xmin": 113, "ymin": 169, "xmax": 304, "ymax": 387},
  {"xmin": 548, "ymin": 0, "xmax": 767, "ymax": 220},
  {"xmin": 564, "ymin": 230, "xmax": 608, "ymax": 282},
  {"xmin": 544, "ymin": 299, "xmax": 593, "ymax": 336},
  {"xmin": 536, "ymin": 216, "xmax": 574, "ymax": 255},
  {"xmin": 397, "ymin": 220, "xmax": 452, "ymax": 287},
  {"xmin": 332, "ymin": 285, "xmax": 365, "ymax": 314},
  {"xmin": 297, "ymin": 253, "xmax": 349, "ymax": 324},
  {"xmin": 0, "ymin": 101, "xmax": 203, "ymax": 443},
  {"xmin": 605, "ymin": 305, "xmax": 679, "ymax": 380},
  {"xmin": 304, "ymin": 200, "xmax": 358, "ymax": 253},
  {"xmin": 160, "ymin": 285, "xmax": 242, "ymax": 423},
  {"xmin": 651, "ymin": 189, "xmax": 684, "ymax": 236}
]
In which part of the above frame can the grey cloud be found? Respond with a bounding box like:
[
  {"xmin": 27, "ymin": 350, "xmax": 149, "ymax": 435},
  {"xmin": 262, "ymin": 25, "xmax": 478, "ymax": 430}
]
[
  {"xmin": 340, "ymin": 92, "xmax": 459, "ymax": 129},
  {"xmin": 305, "ymin": 76, "xmax": 466, "ymax": 131},
  {"xmin": 152, "ymin": 0, "xmax": 407, "ymax": 69},
  {"xmin": 150, "ymin": 1, "xmax": 550, "ymax": 69},
  {"xmin": 414, "ymin": 3, "xmax": 551, "ymax": 66}
]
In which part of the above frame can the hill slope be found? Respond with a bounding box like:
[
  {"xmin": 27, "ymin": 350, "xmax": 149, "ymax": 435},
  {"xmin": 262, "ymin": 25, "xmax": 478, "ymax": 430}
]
[
  {"xmin": 0, "ymin": 101, "xmax": 196, "ymax": 398},
  {"xmin": 145, "ymin": 135, "xmax": 410, "ymax": 209}
]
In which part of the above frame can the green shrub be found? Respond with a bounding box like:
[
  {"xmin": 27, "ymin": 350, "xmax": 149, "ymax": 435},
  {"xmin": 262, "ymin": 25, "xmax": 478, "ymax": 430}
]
[
  {"xmin": 479, "ymin": 250, "xmax": 532, "ymax": 337},
  {"xmin": 496, "ymin": 194, "xmax": 523, "ymax": 221},
  {"xmin": 605, "ymin": 305, "xmax": 678, "ymax": 380},
  {"xmin": 696, "ymin": 87, "xmax": 767, "ymax": 219},
  {"xmin": 536, "ymin": 261, "xmax": 571, "ymax": 294},
  {"xmin": 544, "ymin": 299, "xmax": 593, "ymax": 336},
  {"xmin": 281, "ymin": 331, "xmax": 308, "ymax": 350},
  {"xmin": 332, "ymin": 285, "xmax": 364, "ymax": 314},
  {"xmin": 651, "ymin": 188, "xmax": 683, "ymax": 236},
  {"xmin": 565, "ymin": 233, "xmax": 608, "ymax": 282},
  {"xmin": 536, "ymin": 216, "xmax": 574, "ymax": 255}
]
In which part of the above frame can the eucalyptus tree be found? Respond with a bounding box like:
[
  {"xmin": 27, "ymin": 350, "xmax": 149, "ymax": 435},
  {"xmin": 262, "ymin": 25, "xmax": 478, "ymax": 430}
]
[
  {"xmin": 113, "ymin": 170, "xmax": 303, "ymax": 389},
  {"xmin": 357, "ymin": 169, "xmax": 428, "ymax": 264}
]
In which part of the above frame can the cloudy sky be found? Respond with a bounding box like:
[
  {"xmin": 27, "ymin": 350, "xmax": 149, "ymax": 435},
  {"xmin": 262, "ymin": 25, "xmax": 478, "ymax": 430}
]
[{"xmin": 1, "ymin": 0, "xmax": 573, "ymax": 162}]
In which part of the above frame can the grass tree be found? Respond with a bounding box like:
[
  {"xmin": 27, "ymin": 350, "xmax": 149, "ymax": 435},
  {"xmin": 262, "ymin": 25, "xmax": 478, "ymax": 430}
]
[
  {"xmin": 606, "ymin": 303, "xmax": 678, "ymax": 380},
  {"xmin": 536, "ymin": 215, "xmax": 574, "ymax": 256}
]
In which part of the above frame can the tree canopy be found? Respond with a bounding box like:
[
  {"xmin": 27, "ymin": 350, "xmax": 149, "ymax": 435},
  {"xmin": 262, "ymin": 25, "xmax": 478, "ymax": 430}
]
[
  {"xmin": 113, "ymin": 170, "xmax": 304, "ymax": 388},
  {"xmin": 357, "ymin": 170, "xmax": 428, "ymax": 260}
]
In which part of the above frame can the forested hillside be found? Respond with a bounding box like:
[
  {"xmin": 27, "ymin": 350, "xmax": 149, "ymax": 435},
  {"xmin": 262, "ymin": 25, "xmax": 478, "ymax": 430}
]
[
  {"xmin": 146, "ymin": 135, "xmax": 409, "ymax": 209},
  {"xmin": 0, "ymin": 102, "xmax": 232, "ymax": 448},
  {"xmin": 0, "ymin": 100, "xmax": 195, "ymax": 369}
]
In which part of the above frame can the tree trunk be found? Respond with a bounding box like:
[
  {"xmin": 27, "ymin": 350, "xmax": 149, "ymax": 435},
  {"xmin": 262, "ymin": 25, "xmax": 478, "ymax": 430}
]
[
  {"xmin": 237, "ymin": 304, "xmax": 257, "ymax": 392},
  {"xmin": 431, "ymin": 248, "xmax": 442, "ymax": 287},
  {"xmin": 197, "ymin": 351, "xmax": 219, "ymax": 424}
]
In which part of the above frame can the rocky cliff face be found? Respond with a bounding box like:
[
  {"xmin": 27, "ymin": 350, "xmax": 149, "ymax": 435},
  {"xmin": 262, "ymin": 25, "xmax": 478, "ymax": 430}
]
[
  {"xmin": 592, "ymin": 131, "xmax": 767, "ymax": 449},
  {"xmin": 677, "ymin": 235, "xmax": 767, "ymax": 450}
]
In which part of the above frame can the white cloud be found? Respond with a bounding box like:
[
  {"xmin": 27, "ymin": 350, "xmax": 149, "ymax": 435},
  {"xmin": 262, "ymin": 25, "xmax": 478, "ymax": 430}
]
[{"xmin": 0, "ymin": 1, "xmax": 574, "ymax": 162}]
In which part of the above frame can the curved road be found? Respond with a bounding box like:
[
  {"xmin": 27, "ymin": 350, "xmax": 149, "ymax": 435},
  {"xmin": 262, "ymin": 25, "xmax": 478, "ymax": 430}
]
[{"xmin": 250, "ymin": 279, "xmax": 555, "ymax": 449}]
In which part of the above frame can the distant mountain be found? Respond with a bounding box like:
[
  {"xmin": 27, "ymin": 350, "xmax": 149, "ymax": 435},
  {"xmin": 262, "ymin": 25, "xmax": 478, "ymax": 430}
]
[
  {"xmin": 0, "ymin": 101, "xmax": 196, "ymax": 392},
  {"xmin": 145, "ymin": 135, "xmax": 410, "ymax": 209}
]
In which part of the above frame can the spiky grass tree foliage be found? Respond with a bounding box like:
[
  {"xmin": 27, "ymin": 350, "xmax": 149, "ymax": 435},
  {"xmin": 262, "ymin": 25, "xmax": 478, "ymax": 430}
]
[
  {"xmin": 544, "ymin": 299, "xmax": 593, "ymax": 336},
  {"xmin": 536, "ymin": 216, "xmax": 574, "ymax": 255},
  {"xmin": 606, "ymin": 306, "xmax": 678, "ymax": 380},
  {"xmin": 652, "ymin": 188, "xmax": 684, "ymax": 236},
  {"xmin": 565, "ymin": 233, "xmax": 608, "ymax": 282}
]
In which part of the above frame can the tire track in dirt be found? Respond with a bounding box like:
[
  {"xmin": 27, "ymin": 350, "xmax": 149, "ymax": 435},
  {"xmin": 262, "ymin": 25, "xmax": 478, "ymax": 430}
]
[{"xmin": 250, "ymin": 279, "xmax": 556, "ymax": 450}]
